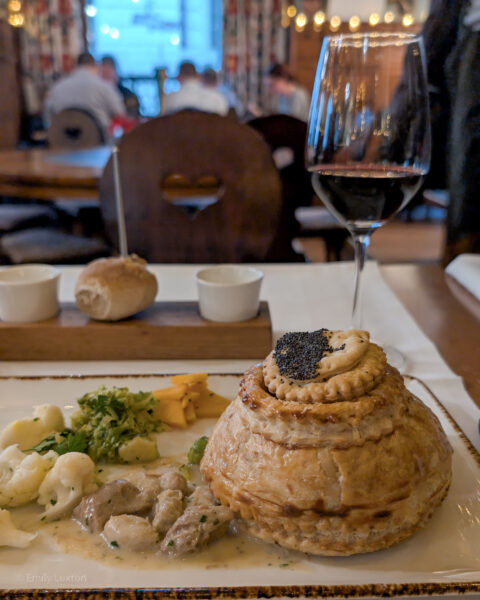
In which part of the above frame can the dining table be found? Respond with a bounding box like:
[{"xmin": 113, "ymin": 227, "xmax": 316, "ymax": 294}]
[
  {"xmin": 0, "ymin": 146, "xmax": 108, "ymax": 200},
  {"xmin": 0, "ymin": 260, "xmax": 478, "ymax": 599}
]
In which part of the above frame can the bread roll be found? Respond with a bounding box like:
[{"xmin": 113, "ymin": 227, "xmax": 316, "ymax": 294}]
[{"xmin": 75, "ymin": 255, "xmax": 158, "ymax": 321}]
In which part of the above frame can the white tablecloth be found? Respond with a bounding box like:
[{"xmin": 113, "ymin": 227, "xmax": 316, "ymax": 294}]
[{"xmin": 1, "ymin": 261, "xmax": 479, "ymax": 452}]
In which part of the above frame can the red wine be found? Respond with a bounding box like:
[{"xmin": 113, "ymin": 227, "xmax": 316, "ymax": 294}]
[{"xmin": 310, "ymin": 165, "xmax": 425, "ymax": 232}]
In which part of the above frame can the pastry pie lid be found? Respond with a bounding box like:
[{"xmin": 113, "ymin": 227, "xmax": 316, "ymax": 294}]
[{"xmin": 0, "ymin": 373, "xmax": 478, "ymax": 598}]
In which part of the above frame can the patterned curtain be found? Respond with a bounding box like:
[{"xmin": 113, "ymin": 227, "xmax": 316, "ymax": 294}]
[
  {"xmin": 19, "ymin": 0, "xmax": 84, "ymax": 108},
  {"xmin": 223, "ymin": 0, "xmax": 282, "ymax": 115}
]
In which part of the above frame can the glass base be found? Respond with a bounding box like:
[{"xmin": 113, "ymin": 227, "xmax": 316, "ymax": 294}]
[{"xmin": 383, "ymin": 345, "xmax": 407, "ymax": 371}]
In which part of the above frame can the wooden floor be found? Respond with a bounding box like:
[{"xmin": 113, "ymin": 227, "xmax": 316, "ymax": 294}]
[{"xmin": 298, "ymin": 220, "xmax": 446, "ymax": 264}]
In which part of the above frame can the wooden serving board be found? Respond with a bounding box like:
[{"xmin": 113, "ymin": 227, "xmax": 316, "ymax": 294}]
[{"xmin": 0, "ymin": 301, "xmax": 273, "ymax": 361}]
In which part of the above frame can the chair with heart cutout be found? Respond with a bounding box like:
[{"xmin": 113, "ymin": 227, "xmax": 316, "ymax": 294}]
[
  {"xmin": 99, "ymin": 110, "xmax": 302, "ymax": 263},
  {"xmin": 48, "ymin": 108, "xmax": 105, "ymax": 149}
]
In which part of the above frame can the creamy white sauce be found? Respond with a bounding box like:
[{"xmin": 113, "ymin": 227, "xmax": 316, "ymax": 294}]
[
  {"xmin": 44, "ymin": 518, "xmax": 303, "ymax": 571},
  {"xmin": 7, "ymin": 458, "xmax": 306, "ymax": 572}
]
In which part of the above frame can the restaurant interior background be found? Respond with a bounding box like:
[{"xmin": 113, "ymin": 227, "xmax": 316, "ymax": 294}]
[{"xmin": 0, "ymin": 0, "xmax": 467, "ymax": 267}]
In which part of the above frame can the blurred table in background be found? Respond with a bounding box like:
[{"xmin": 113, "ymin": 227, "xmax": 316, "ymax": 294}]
[
  {"xmin": 383, "ymin": 263, "xmax": 480, "ymax": 408},
  {"xmin": 0, "ymin": 146, "xmax": 109, "ymax": 200}
]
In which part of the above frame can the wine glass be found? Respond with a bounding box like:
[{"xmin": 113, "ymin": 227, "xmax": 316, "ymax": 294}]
[{"xmin": 306, "ymin": 32, "xmax": 431, "ymax": 364}]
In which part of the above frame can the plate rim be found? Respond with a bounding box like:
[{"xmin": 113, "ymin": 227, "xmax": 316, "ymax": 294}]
[
  {"xmin": 1, "ymin": 373, "xmax": 479, "ymax": 599},
  {"xmin": 2, "ymin": 581, "xmax": 480, "ymax": 599}
]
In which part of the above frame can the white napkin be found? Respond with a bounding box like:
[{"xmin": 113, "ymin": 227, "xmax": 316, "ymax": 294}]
[{"xmin": 445, "ymin": 253, "xmax": 480, "ymax": 300}]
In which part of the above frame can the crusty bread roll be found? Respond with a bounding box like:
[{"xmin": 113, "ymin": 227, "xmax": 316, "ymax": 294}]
[{"xmin": 75, "ymin": 255, "xmax": 158, "ymax": 321}]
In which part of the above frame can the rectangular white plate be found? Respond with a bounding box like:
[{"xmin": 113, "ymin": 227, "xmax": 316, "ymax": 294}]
[{"xmin": 0, "ymin": 373, "xmax": 479, "ymax": 599}]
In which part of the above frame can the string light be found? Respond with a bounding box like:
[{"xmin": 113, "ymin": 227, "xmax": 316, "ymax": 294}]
[
  {"xmin": 8, "ymin": 12, "xmax": 24, "ymax": 26},
  {"xmin": 286, "ymin": 5, "xmax": 297, "ymax": 18},
  {"xmin": 330, "ymin": 15, "xmax": 341, "ymax": 31},
  {"xmin": 110, "ymin": 27, "xmax": 120, "ymax": 39},
  {"xmin": 287, "ymin": 6, "xmax": 424, "ymax": 35},
  {"xmin": 295, "ymin": 12, "xmax": 307, "ymax": 32},
  {"xmin": 100, "ymin": 24, "xmax": 110, "ymax": 34},
  {"xmin": 8, "ymin": 0, "xmax": 21, "ymax": 12},
  {"xmin": 7, "ymin": 0, "xmax": 25, "ymax": 28},
  {"xmin": 313, "ymin": 11, "xmax": 325, "ymax": 26},
  {"xmin": 295, "ymin": 13, "xmax": 308, "ymax": 28},
  {"xmin": 349, "ymin": 15, "xmax": 360, "ymax": 30},
  {"xmin": 384, "ymin": 11, "xmax": 395, "ymax": 23}
]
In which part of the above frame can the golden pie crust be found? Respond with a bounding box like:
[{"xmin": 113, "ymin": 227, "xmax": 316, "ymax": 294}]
[{"xmin": 201, "ymin": 329, "xmax": 452, "ymax": 556}]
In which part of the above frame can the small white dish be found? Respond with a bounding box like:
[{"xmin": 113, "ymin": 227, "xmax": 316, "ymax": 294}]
[
  {"xmin": 0, "ymin": 264, "xmax": 60, "ymax": 322},
  {"xmin": 196, "ymin": 265, "xmax": 263, "ymax": 322}
]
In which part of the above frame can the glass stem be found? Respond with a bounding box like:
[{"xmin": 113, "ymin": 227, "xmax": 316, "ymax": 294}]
[{"xmin": 351, "ymin": 232, "xmax": 372, "ymax": 330}]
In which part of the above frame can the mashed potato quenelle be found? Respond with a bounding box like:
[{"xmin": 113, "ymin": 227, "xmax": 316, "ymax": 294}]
[{"xmin": 200, "ymin": 329, "xmax": 452, "ymax": 556}]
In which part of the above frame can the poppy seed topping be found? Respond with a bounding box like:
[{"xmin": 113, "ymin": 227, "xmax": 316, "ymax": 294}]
[{"xmin": 274, "ymin": 330, "xmax": 335, "ymax": 380}]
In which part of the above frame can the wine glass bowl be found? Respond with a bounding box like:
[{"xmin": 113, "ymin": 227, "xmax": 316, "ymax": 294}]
[{"xmin": 306, "ymin": 32, "xmax": 431, "ymax": 333}]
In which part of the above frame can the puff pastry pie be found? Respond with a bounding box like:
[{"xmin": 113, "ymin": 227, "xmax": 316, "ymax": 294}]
[{"xmin": 201, "ymin": 329, "xmax": 452, "ymax": 556}]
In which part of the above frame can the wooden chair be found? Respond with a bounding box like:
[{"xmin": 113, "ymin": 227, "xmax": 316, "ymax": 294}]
[
  {"xmin": 247, "ymin": 115, "xmax": 311, "ymax": 238},
  {"xmin": 99, "ymin": 111, "xmax": 298, "ymax": 263},
  {"xmin": 247, "ymin": 114, "xmax": 347, "ymax": 261},
  {"xmin": 48, "ymin": 108, "xmax": 105, "ymax": 149}
]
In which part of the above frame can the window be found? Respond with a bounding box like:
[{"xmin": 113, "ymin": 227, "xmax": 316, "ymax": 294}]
[{"xmin": 86, "ymin": 0, "xmax": 223, "ymax": 116}]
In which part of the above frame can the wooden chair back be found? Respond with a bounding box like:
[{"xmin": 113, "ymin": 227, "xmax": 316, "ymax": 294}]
[
  {"xmin": 247, "ymin": 114, "xmax": 314, "ymax": 254},
  {"xmin": 48, "ymin": 108, "xmax": 105, "ymax": 149},
  {"xmin": 248, "ymin": 114, "xmax": 350, "ymax": 261},
  {"xmin": 99, "ymin": 111, "xmax": 290, "ymax": 263},
  {"xmin": 247, "ymin": 114, "xmax": 312, "ymax": 209}
]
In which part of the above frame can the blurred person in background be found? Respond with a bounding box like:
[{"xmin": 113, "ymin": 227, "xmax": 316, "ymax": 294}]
[
  {"xmin": 201, "ymin": 67, "xmax": 220, "ymax": 89},
  {"xmin": 100, "ymin": 55, "xmax": 141, "ymax": 119},
  {"xmin": 422, "ymin": 0, "xmax": 480, "ymax": 260},
  {"xmin": 163, "ymin": 61, "xmax": 228, "ymax": 116},
  {"xmin": 202, "ymin": 67, "xmax": 240, "ymax": 115},
  {"xmin": 267, "ymin": 63, "xmax": 310, "ymax": 122},
  {"xmin": 45, "ymin": 52, "xmax": 125, "ymax": 137}
]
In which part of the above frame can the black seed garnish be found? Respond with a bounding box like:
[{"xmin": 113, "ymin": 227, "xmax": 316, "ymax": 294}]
[{"xmin": 274, "ymin": 330, "xmax": 334, "ymax": 380}]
